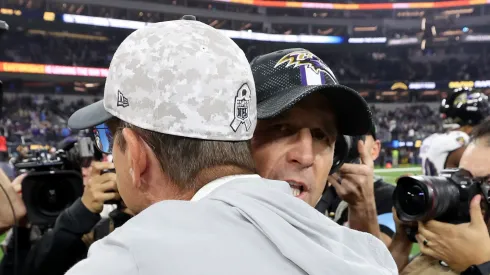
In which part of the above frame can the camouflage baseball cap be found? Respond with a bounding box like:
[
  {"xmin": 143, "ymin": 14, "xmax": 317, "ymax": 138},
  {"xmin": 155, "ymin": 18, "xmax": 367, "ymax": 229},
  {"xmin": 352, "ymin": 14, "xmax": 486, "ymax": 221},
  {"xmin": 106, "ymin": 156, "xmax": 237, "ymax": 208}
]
[{"xmin": 68, "ymin": 18, "xmax": 256, "ymax": 141}]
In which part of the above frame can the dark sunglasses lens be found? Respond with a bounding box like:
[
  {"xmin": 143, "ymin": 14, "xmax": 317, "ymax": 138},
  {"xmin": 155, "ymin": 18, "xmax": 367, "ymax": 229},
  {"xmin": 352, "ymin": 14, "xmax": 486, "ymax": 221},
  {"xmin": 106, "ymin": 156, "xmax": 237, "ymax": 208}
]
[{"xmin": 93, "ymin": 124, "xmax": 112, "ymax": 154}]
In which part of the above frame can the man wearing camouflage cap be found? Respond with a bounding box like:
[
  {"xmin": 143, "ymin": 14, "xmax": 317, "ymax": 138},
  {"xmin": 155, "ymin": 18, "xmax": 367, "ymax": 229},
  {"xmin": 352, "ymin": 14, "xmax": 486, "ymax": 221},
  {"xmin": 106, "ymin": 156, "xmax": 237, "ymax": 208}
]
[{"xmin": 65, "ymin": 18, "xmax": 396, "ymax": 275}]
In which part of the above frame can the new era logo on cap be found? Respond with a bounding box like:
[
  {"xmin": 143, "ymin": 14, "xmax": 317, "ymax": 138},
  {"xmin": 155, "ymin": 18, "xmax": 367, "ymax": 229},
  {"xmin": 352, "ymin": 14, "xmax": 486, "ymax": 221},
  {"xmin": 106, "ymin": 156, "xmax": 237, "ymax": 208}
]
[{"xmin": 117, "ymin": 90, "xmax": 129, "ymax": 108}]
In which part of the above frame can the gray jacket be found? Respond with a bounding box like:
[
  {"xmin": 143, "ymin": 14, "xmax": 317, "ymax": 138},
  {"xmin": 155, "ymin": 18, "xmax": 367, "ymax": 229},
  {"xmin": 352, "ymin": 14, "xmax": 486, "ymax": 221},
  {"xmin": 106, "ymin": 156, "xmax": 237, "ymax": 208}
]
[{"xmin": 66, "ymin": 175, "xmax": 397, "ymax": 275}]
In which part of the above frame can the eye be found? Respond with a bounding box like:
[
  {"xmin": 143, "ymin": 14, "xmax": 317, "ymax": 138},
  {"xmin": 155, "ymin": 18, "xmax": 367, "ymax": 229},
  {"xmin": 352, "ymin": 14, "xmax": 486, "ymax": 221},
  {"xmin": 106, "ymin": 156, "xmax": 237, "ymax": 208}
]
[
  {"xmin": 311, "ymin": 128, "xmax": 335, "ymax": 145},
  {"xmin": 310, "ymin": 128, "xmax": 326, "ymax": 140}
]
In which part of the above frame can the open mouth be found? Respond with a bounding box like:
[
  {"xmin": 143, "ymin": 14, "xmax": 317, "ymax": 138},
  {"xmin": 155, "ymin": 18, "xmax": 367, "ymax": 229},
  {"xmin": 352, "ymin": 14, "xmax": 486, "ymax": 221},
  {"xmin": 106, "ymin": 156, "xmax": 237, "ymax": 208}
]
[{"xmin": 287, "ymin": 181, "xmax": 306, "ymax": 197}]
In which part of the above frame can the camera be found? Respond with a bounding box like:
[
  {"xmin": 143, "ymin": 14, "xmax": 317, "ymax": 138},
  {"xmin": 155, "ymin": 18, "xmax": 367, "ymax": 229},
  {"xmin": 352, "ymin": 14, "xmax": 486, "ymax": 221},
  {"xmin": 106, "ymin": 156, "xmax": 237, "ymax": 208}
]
[
  {"xmin": 343, "ymin": 135, "xmax": 366, "ymax": 164},
  {"xmin": 330, "ymin": 135, "xmax": 366, "ymax": 175},
  {"xmin": 393, "ymin": 168, "xmax": 490, "ymax": 224},
  {"xmin": 15, "ymin": 137, "xmax": 96, "ymax": 226}
]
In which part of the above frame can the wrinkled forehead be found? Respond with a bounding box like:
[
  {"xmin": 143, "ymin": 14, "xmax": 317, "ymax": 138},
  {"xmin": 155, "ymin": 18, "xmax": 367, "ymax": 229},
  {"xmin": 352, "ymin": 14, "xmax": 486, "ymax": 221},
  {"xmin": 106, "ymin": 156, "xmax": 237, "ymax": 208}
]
[
  {"xmin": 268, "ymin": 93, "xmax": 336, "ymax": 130},
  {"xmin": 460, "ymin": 142, "xmax": 490, "ymax": 177}
]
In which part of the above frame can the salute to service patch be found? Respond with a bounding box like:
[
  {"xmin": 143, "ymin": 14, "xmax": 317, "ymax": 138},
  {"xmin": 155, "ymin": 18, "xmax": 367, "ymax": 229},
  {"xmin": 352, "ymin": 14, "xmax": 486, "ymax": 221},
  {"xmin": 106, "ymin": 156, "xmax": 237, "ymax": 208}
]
[{"xmin": 231, "ymin": 84, "xmax": 252, "ymax": 132}]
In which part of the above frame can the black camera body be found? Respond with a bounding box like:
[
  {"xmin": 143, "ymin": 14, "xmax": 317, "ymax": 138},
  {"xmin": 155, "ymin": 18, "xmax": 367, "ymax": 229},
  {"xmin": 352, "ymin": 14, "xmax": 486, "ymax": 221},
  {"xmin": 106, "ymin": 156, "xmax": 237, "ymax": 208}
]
[
  {"xmin": 15, "ymin": 137, "xmax": 96, "ymax": 226},
  {"xmin": 393, "ymin": 168, "xmax": 487, "ymax": 224},
  {"xmin": 20, "ymin": 170, "xmax": 83, "ymax": 226},
  {"xmin": 330, "ymin": 135, "xmax": 365, "ymax": 175},
  {"xmin": 343, "ymin": 135, "xmax": 365, "ymax": 164}
]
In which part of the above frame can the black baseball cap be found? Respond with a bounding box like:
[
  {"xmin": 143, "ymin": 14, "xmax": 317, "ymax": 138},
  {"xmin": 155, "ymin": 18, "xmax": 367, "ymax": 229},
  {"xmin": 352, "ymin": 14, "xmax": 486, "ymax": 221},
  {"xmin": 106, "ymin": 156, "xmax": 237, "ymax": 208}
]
[
  {"xmin": 251, "ymin": 48, "xmax": 372, "ymax": 135},
  {"xmin": 367, "ymin": 116, "xmax": 377, "ymax": 140}
]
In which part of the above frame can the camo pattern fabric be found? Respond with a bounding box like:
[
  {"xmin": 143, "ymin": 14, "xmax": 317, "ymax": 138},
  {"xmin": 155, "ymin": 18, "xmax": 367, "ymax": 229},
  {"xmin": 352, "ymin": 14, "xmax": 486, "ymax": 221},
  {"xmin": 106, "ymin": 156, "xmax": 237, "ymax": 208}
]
[{"xmin": 103, "ymin": 20, "xmax": 256, "ymax": 141}]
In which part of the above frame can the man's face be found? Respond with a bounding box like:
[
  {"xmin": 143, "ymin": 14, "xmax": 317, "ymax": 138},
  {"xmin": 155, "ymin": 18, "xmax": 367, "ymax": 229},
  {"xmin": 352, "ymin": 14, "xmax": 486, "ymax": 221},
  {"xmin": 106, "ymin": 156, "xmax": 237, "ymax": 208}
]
[
  {"xmin": 459, "ymin": 140, "xmax": 490, "ymax": 226},
  {"xmin": 252, "ymin": 93, "xmax": 336, "ymax": 206},
  {"xmin": 364, "ymin": 135, "xmax": 381, "ymax": 161},
  {"xmin": 459, "ymin": 140, "xmax": 490, "ymax": 178}
]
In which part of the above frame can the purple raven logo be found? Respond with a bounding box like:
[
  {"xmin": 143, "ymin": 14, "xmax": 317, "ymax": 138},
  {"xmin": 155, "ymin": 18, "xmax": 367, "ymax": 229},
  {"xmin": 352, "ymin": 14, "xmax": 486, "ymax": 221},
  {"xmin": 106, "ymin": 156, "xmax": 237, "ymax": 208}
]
[{"xmin": 274, "ymin": 51, "xmax": 336, "ymax": 80}]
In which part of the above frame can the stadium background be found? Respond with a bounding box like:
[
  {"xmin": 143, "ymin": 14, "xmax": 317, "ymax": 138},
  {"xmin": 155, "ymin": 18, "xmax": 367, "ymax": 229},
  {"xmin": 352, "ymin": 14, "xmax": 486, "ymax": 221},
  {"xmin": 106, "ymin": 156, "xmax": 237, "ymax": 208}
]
[{"xmin": 2, "ymin": 0, "xmax": 490, "ymax": 260}]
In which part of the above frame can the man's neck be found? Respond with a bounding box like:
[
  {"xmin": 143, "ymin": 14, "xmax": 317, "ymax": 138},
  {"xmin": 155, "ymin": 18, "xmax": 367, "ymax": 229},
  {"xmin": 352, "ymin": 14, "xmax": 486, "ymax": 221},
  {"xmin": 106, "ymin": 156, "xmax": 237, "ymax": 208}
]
[
  {"xmin": 168, "ymin": 166, "xmax": 255, "ymax": 201},
  {"xmin": 194, "ymin": 165, "xmax": 254, "ymax": 189}
]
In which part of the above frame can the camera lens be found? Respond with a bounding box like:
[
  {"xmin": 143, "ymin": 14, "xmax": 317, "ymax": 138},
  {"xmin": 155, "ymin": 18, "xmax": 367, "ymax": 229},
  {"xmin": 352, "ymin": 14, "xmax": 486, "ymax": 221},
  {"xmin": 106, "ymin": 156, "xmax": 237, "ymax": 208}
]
[
  {"xmin": 34, "ymin": 181, "xmax": 77, "ymax": 216},
  {"xmin": 394, "ymin": 175, "xmax": 460, "ymax": 222},
  {"xmin": 398, "ymin": 184, "xmax": 427, "ymax": 216},
  {"xmin": 21, "ymin": 171, "xmax": 84, "ymax": 226}
]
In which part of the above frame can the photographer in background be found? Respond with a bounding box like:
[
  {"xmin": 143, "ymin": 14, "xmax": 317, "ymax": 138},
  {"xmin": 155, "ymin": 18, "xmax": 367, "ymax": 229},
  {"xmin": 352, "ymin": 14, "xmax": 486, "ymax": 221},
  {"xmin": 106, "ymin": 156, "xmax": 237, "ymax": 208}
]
[
  {"xmin": 318, "ymin": 119, "xmax": 396, "ymax": 246},
  {"xmin": 0, "ymin": 137, "xmax": 120, "ymax": 275},
  {"xmin": 21, "ymin": 156, "xmax": 130, "ymax": 275},
  {"xmin": 391, "ymin": 117, "xmax": 490, "ymax": 275}
]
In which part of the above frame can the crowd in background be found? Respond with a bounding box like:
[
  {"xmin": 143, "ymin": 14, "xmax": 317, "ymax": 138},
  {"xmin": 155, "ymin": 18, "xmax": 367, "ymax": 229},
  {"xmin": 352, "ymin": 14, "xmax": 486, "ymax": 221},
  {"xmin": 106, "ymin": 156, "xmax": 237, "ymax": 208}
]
[
  {"xmin": 0, "ymin": 95, "xmax": 90, "ymax": 145},
  {"xmin": 0, "ymin": 31, "xmax": 118, "ymax": 68},
  {"xmin": 1, "ymin": 31, "xmax": 488, "ymax": 81},
  {"xmin": 0, "ymin": 94, "xmax": 442, "ymax": 146},
  {"xmin": 371, "ymin": 104, "xmax": 442, "ymax": 142},
  {"xmin": 323, "ymin": 51, "xmax": 488, "ymax": 82}
]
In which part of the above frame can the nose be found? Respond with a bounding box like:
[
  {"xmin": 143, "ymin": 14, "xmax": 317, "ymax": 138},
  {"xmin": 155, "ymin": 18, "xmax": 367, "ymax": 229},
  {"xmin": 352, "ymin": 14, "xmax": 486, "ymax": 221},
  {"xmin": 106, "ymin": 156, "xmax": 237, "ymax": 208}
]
[{"xmin": 286, "ymin": 128, "xmax": 315, "ymax": 169}]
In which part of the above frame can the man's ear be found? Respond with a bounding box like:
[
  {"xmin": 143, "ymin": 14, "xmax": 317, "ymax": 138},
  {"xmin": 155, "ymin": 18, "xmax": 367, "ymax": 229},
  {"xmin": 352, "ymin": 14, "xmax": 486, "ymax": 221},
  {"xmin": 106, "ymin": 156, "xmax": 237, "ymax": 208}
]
[
  {"xmin": 372, "ymin": 140, "xmax": 381, "ymax": 161},
  {"xmin": 121, "ymin": 128, "xmax": 147, "ymax": 188}
]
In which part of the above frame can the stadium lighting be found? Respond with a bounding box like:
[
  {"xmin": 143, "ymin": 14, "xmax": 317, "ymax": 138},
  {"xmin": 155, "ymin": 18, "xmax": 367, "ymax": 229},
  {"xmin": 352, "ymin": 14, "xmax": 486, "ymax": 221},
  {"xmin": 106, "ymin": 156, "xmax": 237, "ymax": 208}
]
[
  {"xmin": 43, "ymin": 12, "xmax": 56, "ymax": 22},
  {"xmin": 409, "ymin": 82, "xmax": 436, "ymax": 90},
  {"xmin": 387, "ymin": 37, "xmax": 419, "ymax": 46},
  {"xmin": 353, "ymin": 26, "xmax": 377, "ymax": 32},
  {"xmin": 463, "ymin": 34, "xmax": 490, "ymax": 42},
  {"xmin": 442, "ymin": 8, "xmax": 474, "ymax": 15},
  {"xmin": 348, "ymin": 37, "xmax": 387, "ymax": 44},
  {"xmin": 62, "ymin": 14, "xmax": 344, "ymax": 44},
  {"xmin": 213, "ymin": 0, "xmax": 484, "ymax": 11}
]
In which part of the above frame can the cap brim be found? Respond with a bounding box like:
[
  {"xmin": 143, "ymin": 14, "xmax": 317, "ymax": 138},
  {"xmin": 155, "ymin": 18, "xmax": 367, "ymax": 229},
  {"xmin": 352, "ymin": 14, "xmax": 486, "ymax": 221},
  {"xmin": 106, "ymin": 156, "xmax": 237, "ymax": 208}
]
[
  {"xmin": 257, "ymin": 84, "xmax": 372, "ymax": 136},
  {"xmin": 68, "ymin": 100, "xmax": 114, "ymax": 130}
]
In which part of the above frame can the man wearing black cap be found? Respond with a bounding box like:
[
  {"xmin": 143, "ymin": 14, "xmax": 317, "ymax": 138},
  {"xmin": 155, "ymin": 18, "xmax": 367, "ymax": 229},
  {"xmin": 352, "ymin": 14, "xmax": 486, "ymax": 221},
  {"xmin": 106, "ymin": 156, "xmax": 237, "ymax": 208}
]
[
  {"xmin": 250, "ymin": 48, "xmax": 388, "ymax": 243},
  {"xmin": 320, "ymin": 118, "xmax": 397, "ymax": 245}
]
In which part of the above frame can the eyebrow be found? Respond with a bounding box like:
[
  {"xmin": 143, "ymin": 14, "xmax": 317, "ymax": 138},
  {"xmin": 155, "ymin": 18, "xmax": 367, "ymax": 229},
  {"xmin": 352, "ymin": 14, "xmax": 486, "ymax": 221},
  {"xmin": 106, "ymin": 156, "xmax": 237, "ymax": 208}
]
[{"xmin": 270, "ymin": 111, "xmax": 338, "ymax": 137}]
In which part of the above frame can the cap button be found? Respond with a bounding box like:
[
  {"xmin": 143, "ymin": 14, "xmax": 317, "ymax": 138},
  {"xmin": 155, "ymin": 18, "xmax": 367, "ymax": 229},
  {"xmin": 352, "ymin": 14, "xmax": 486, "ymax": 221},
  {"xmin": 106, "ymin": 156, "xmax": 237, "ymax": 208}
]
[{"xmin": 181, "ymin": 15, "xmax": 196, "ymax": 21}]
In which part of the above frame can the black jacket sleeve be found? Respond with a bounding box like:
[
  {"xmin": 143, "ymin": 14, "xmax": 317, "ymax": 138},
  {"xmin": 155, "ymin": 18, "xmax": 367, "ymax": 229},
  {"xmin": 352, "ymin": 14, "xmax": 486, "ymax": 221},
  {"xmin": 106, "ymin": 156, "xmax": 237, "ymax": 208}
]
[
  {"xmin": 0, "ymin": 227, "xmax": 32, "ymax": 275},
  {"xmin": 21, "ymin": 198, "xmax": 101, "ymax": 275},
  {"xmin": 461, "ymin": 261, "xmax": 490, "ymax": 275},
  {"xmin": 373, "ymin": 178, "xmax": 396, "ymax": 237}
]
